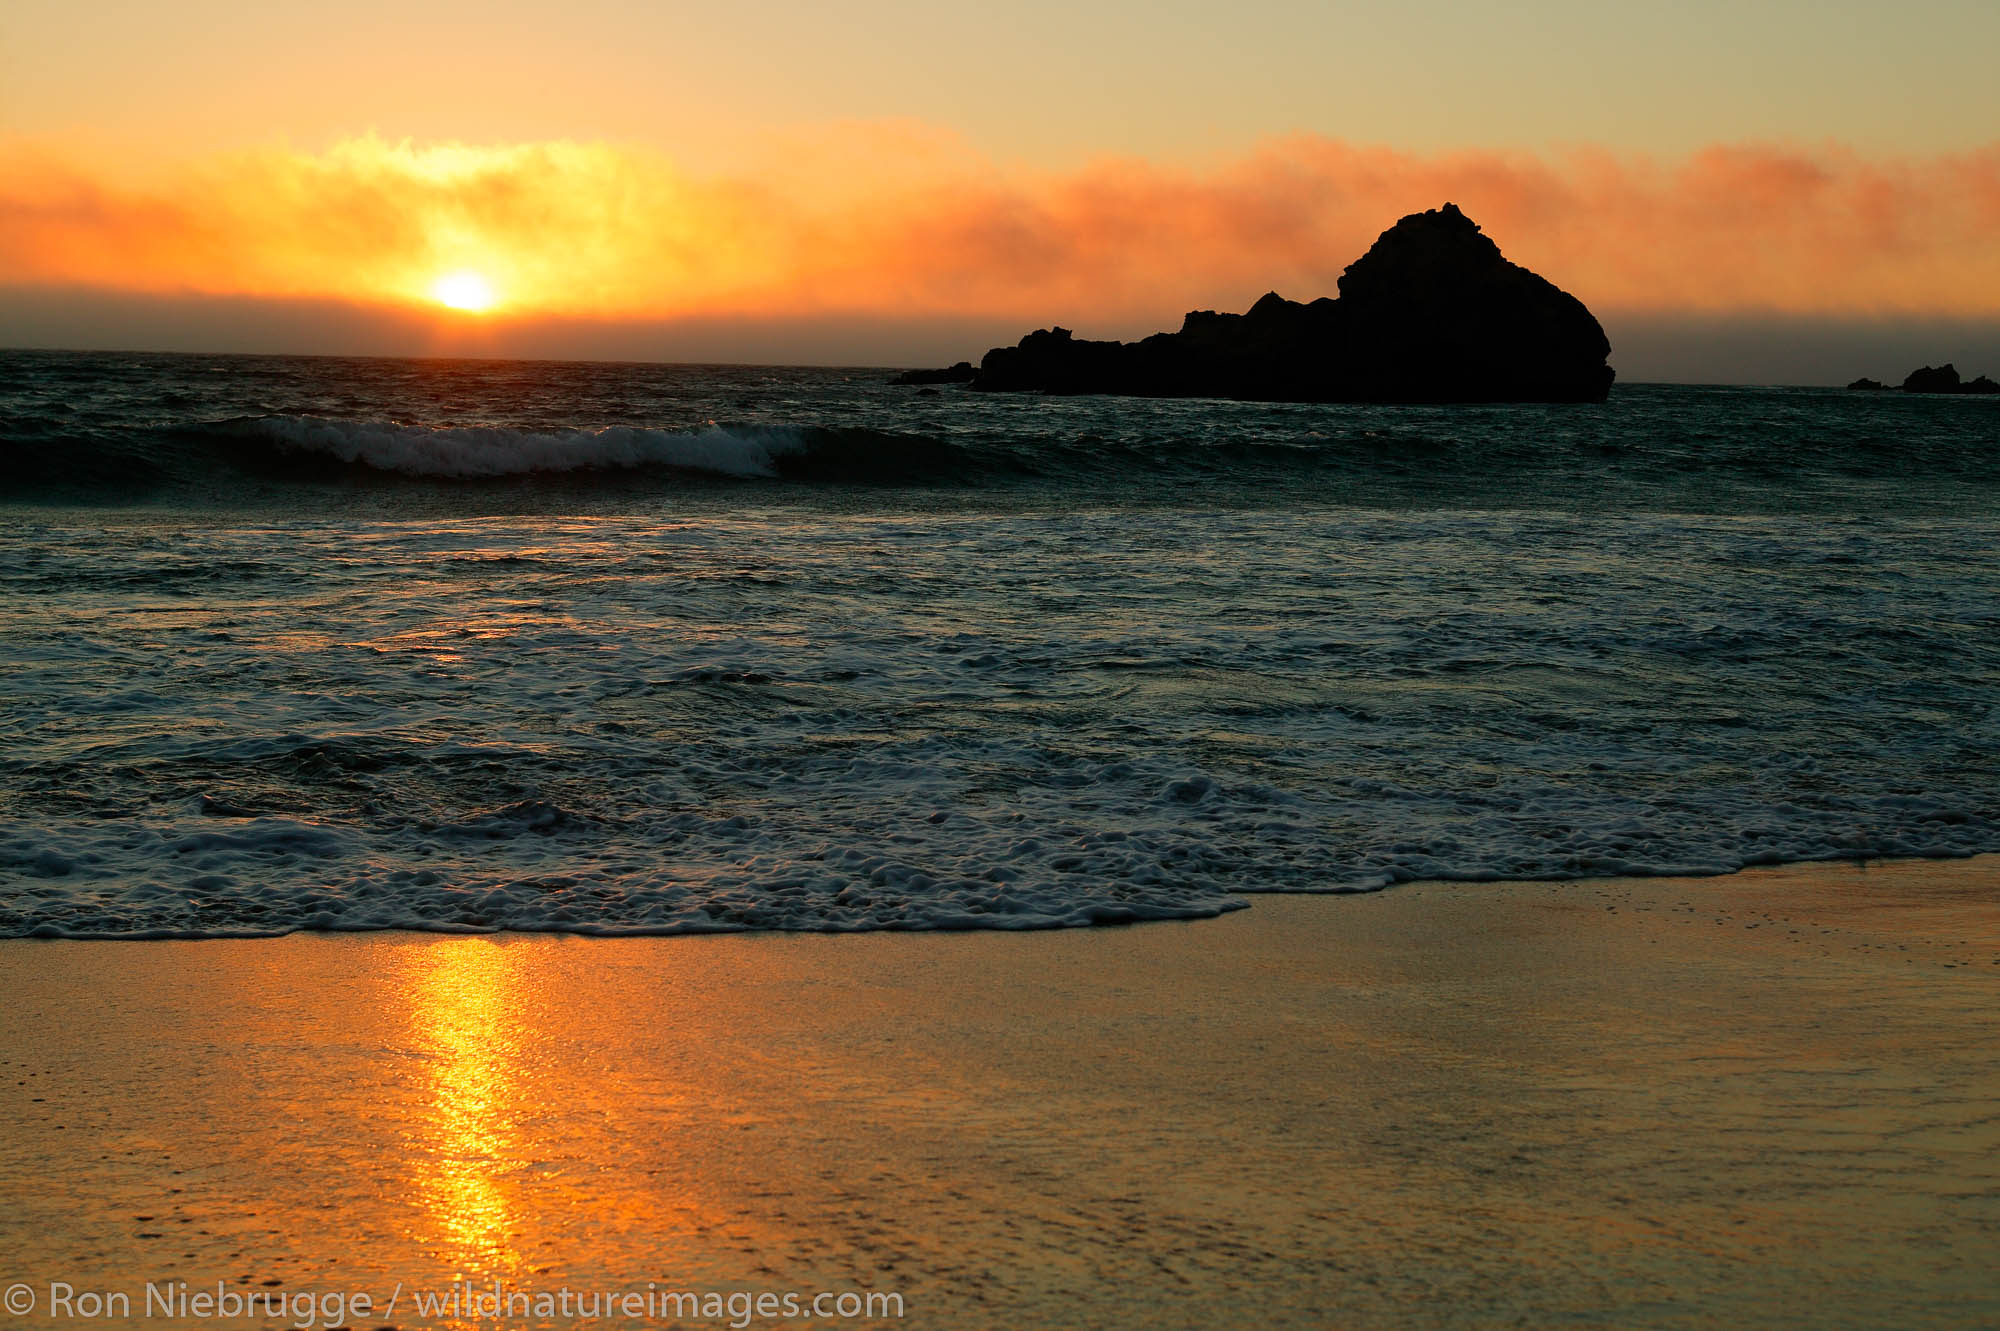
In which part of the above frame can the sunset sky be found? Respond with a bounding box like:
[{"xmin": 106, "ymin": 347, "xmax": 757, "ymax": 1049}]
[{"xmin": 5, "ymin": 0, "xmax": 1999, "ymax": 380}]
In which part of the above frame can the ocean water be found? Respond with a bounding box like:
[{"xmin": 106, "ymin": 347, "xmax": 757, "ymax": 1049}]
[{"xmin": 2, "ymin": 350, "xmax": 1996, "ymax": 937}]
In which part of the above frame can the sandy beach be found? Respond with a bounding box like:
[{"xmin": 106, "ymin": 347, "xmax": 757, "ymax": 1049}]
[{"xmin": 2, "ymin": 856, "xmax": 1996, "ymax": 1329}]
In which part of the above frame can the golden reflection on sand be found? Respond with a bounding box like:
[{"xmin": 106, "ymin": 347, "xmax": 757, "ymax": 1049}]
[
  {"xmin": 0, "ymin": 859, "xmax": 1994, "ymax": 1326},
  {"xmin": 387, "ymin": 937, "xmax": 762, "ymax": 1286},
  {"xmin": 402, "ymin": 939, "xmax": 525, "ymax": 1274}
]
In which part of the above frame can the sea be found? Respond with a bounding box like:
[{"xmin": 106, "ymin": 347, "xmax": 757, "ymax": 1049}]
[{"xmin": 2, "ymin": 349, "xmax": 1996, "ymax": 937}]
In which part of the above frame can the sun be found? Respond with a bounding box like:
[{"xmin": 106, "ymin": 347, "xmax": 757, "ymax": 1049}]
[{"xmin": 432, "ymin": 271, "xmax": 497, "ymax": 312}]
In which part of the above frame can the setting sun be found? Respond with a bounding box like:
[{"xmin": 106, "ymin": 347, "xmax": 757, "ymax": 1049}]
[{"xmin": 433, "ymin": 271, "xmax": 497, "ymax": 312}]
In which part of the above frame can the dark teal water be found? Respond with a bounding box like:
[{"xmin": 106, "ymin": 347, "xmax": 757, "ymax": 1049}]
[{"xmin": 2, "ymin": 351, "xmax": 1996, "ymax": 935}]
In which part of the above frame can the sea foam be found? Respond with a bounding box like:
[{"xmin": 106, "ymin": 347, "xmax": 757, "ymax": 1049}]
[
  {"xmin": 4, "ymin": 502, "xmax": 1998, "ymax": 939},
  {"xmin": 4, "ymin": 355, "xmax": 2000, "ymax": 938}
]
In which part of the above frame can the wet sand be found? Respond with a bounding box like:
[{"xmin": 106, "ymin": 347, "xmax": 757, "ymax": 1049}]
[{"xmin": 1, "ymin": 857, "xmax": 1996, "ymax": 1329}]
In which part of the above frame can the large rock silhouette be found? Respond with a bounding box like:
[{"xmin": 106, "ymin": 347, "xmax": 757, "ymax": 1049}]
[
  {"xmin": 1903, "ymin": 364, "xmax": 1964, "ymax": 393},
  {"xmin": 966, "ymin": 204, "xmax": 1613, "ymax": 403}
]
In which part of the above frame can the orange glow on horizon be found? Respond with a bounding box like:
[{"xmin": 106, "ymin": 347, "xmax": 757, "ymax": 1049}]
[{"xmin": 2, "ymin": 130, "xmax": 1998, "ymax": 327}]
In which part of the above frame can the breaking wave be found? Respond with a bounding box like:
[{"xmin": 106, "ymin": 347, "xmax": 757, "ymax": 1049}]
[
  {"xmin": 249, "ymin": 416, "xmax": 815, "ymax": 478},
  {"xmin": 5, "ymin": 371, "xmax": 1999, "ymax": 509},
  {"xmin": 3, "ymin": 414, "xmax": 993, "ymax": 494}
]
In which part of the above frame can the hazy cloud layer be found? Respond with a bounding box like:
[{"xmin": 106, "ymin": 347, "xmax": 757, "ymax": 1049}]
[{"xmin": 5, "ymin": 131, "xmax": 1999, "ymax": 333}]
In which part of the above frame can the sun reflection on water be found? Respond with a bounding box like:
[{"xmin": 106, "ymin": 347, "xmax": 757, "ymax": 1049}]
[{"xmin": 404, "ymin": 939, "xmax": 525, "ymax": 1273}]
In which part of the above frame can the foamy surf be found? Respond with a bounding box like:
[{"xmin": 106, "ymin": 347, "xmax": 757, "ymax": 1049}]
[{"xmin": 4, "ymin": 352, "xmax": 1999, "ymax": 938}]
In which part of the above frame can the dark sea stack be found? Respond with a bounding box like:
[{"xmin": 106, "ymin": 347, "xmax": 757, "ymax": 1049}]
[
  {"xmin": 1902, "ymin": 364, "xmax": 1962, "ymax": 393},
  {"xmin": 891, "ymin": 361, "xmax": 976, "ymax": 386},
  {"xmin": 1327, "ymin": 203, "xmax": 1614, "ymax": 402},
  {"xmin": 1846, "ymin": 377, "xmax": 1889, "ymax": 391},
  {"xmin": 970, "ymin": 203, "xmax": 1614, "ymax": 404},
  {"xmin": 1850, "ymin": 366, "xmax": 1999, "ymax": 394}
]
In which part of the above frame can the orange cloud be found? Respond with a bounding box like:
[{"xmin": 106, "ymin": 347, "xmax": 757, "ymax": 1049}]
[{"xmin": 4, "ymin": 130, "xmax": 1998, "ymax": 328}]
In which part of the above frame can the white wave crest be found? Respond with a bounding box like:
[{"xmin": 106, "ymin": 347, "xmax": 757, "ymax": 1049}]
[{"xmin": 253, "ymin": 416, "xmax": 808, "ymax": 478}]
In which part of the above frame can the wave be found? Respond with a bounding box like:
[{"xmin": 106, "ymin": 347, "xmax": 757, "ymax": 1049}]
[
  {"xmin": 230, "ymin": 415, "xmax": 989, "ymax": 484},
  {"xmin": 251, "ymin": 416, "xmax": 812, "ymax": 478},
  {"xmin": 6, "ymin": 387, "xmax": 2000, "ymax": 508},
  {"xmin": 2, "ymin": 414, "xmax": 984, "ymax": 493}
]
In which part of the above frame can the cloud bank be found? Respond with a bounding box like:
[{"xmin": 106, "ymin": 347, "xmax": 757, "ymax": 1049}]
[{"xmin": 5, "ymin": 130, "xmax": 1999, "ymax": 336}]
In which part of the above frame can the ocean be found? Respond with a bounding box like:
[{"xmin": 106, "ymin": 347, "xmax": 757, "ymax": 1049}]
[{"xmin": 2, "ymin": 349, "xmax": 1996, "ymax": 937}]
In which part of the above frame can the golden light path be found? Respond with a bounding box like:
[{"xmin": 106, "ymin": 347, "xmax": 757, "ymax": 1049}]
[{"xmin": 404, "ymin": 939, "xmax": 522, "ymax": 1273}]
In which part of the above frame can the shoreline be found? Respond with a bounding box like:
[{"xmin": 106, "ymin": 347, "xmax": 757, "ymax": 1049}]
[{"xmin": 7, "ymin": 850, "xmax": 1997, "ymax": 942}]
